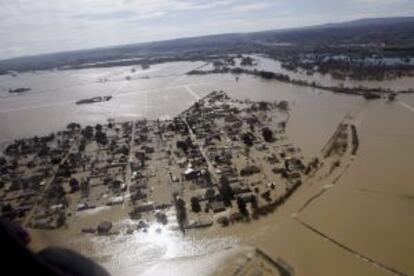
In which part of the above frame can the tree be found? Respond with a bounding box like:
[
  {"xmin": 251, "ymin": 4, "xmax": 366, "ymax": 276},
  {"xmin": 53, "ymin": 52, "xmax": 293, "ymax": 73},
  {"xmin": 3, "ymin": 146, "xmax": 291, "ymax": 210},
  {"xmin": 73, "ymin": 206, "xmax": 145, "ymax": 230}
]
[
  {"xmin": 278, "ymin": 101, "xmax": 289, "ymax": 111},
  {"xmin": 95, "ymin": 124, "xmax": 103, "ymax": 132},
  {"xmin": 251, "ymin": 195, "xmax": 258, "ymax": 210},
  {"xmin": 194, "ymin": 101, "xmax": 200, "ymax": 110},
  {"xmin": 205, "ymin": 188, "xmax": 215, "ymax": 202},
  {"xmin": 80, "ymin": 180, "xmax": 89, "ymax": 198},
  {"xmin": 249, "ymin": 123, "xmax": 255, "ymax": 133},
  {"xmin": 135, "ymin": 152, "xmax": 146, "ymax": 168},
  {"xmin": 2, "ymin": 203, "xmax": 13, "ymax": 213},
  {"xmin": 56, "ymin": 211, "xmax": 66, "ymax": 228},
  {"xmin": 120, "ymin": 146, "xmax": 129, "ymax": 156},
  {"xmin": 258, "ymin": 101, "xmax": 269, "ymax": 110},
  {"xmin": 47, "ymin": 183, "xmax": 65, "ymax": 200},
  {"xmin": 67, "ymin": 122, "xmax": 80, "ymax": 131},
  {"xmin": 241, "ymin": 56, "xmax": 254, "ymax": 66},
  {"xmin": 107, "ymin": 118, "xmax": 114, "ymax": 129},
  {"xmin": 261, "ymin": 127, "xmax": 274, "ymax": 142},
  {"xmin": 95, "ymin": 131, "xmax": 108, "ymax": 145},
  {"xmin": 2, "ymin": 204, "xmax": 15, "ymax": 219},
  {"xmin": 0, "ymin": 157, "xmax": 6, "ymax": 167},
  {"xmin": 155, "ymin": 212, "xmax": 168, "ymax": 225},
  {"xmin": 82, "ymin": 126, "xmax": 94, "ymax": 140},
  {"xmin": 176, "ymin": 140, "xmax": 189, "ymax": 153},
  {"xmin": 237, "ymin": 197, "xmax": 249, "ymax": 217},
  {"xmin": 175, "ymin": 197, "xmax": 187, "ymax": 232},
  {"xmin": 79, "ymin": 139, "xmax": 86, "ymax": 152},
  {"xmin": 219, "ymin": 176, "xmax": 234, "ymax": 207},
  {"xmin": 258, "ymin": 70, "xmax": 276, "ymax": 79},
  {"xmin": 69, "ymin": 178, "xmax": 80, "ymax": 193},
  {"xmin": 241, "ymin": 132, "xmax": 255, "ymax": 147},
  {"xmin": 191, "ymin": 197, "xmax": 201, "ymax": 213}
]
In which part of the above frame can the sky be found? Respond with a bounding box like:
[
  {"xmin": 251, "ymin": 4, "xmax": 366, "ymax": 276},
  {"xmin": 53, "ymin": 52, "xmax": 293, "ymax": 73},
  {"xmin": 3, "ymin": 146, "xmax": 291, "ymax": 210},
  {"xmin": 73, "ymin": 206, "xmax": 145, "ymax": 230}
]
[{"xmin": 0, "ymin": 0, "xmax": 413, "ymax": 60}]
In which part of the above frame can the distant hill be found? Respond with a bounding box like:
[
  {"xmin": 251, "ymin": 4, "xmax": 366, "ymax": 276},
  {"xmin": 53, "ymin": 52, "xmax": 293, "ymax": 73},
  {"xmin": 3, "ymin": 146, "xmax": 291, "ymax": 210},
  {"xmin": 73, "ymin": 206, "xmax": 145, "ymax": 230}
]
[
  {"xmin": 1, "ymin": 16, "xmax": 413, "ymax": 73},
  {"xmin": 252, "ymin": 16, "xmax": 414, "ymax": 45}
]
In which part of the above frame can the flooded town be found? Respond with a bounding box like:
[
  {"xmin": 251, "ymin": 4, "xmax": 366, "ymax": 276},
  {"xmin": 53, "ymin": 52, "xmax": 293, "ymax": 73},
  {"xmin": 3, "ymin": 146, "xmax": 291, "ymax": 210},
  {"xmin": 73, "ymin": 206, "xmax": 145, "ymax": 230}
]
[
  {"xmin": 1, "ymin": 54, "xmax": 413, "ymax": 275},
  {"xmin": 2, "ymin": 87, "xmax": 314, "ymax": 274},
  {"xmin": 1, "ymin": 8, "xmax": 414, "ymax": 276}
]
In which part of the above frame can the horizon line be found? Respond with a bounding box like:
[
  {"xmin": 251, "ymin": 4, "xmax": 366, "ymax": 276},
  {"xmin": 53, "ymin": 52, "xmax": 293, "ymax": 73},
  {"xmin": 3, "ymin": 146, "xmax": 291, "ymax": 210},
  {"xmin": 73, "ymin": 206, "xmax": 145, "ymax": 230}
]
[{"xmin": 1, "ymin": 15, "xmax": 413, "ymax": 62}]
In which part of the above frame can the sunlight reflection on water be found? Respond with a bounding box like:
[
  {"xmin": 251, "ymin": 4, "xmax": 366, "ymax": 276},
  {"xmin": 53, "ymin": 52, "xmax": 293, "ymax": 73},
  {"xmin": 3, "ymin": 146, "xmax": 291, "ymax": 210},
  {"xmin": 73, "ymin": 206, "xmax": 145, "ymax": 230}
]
[{"xmin": 92, "ymin": 211, "xmax": 238, "ymax": 276}]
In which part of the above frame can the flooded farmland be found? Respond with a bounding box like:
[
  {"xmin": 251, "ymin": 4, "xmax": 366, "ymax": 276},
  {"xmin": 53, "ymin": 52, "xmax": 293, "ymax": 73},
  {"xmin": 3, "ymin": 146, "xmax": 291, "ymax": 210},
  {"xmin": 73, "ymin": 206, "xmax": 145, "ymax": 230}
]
[{"xmin": 1, "ymin": 60, "xmax": 414, "ymax": 276}]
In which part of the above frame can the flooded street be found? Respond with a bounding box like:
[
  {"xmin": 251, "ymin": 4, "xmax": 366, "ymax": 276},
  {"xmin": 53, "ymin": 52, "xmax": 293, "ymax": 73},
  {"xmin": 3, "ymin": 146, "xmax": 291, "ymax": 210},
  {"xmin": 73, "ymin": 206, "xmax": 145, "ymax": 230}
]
[{"xmin": 1, "ymin": 61, "xmax": 414, "ymax": 276}]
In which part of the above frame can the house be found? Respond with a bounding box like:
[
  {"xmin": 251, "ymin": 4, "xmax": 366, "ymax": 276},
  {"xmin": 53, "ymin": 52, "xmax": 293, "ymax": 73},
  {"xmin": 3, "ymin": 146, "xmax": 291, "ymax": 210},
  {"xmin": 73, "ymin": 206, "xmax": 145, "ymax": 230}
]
[
  {"xmin": 266, "ymin": 153, "xmax": 278, "ymax": 164},
  {"xmin": 230, "ymin": 183, "xmax": 251, "ymax": 195},
  {"xmin": 210, "ymin": 201, "xmax": 226, "ymax": 213},
  {"xmin": 107, "ymin": 196, "xmax": 123, "ymax": 206},
  {"xmin": 97, "ymin": 221, "xmax": 112, "ymax": 234},
  {"xmin": 184, "ymin": 167, "xmax": 199, "ymax": 180},
  {"xmin": 285, "ymin": 157, "xmax": 305, "ymax": 172},
  {"xmin": 272, "ymin": 164, "xmax": 285, "ymax": 174},
  {"xmin": 255, "ymin": 144, "xmax": 268, "ymax": 151},
  {"xmin": 240, "ymin": 165, "xmax": 261, "ymax": 176},
  {"xmin": 284, "ymin": 171, "xmax": 301, "ymax": 181},
  {"xmin": 131, "ymin": 204, "xmax": 154, "ymax": 214},
  {"xmin": 238, "ymin": 194, "xmax": 256, "ymax": 203},
  {"xmin": 176, "ymin": 157, "xmax": 187, "ymax": 168}
]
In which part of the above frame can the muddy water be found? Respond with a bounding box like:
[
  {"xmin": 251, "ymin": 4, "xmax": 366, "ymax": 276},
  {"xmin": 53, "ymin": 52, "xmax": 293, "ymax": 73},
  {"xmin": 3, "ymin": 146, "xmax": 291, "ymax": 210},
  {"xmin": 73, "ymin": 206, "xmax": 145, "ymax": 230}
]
[
  {"xmin": 2, "ymin": 62, "xmax": 414, "ymax": 275},
  {"xmin": 190, "ymin": 75, "xmax": 361, "ymax": 159},
  {"xmin": 190, "ymin": 95, "xmax": 414, "ymax": 276},
  {"xmin": 298, "ymin": 100, "xmax": 414, "ymax": 275},
  {"xmin": 0, "ymin": 61, "xmax": 206, "ymax": 143}
]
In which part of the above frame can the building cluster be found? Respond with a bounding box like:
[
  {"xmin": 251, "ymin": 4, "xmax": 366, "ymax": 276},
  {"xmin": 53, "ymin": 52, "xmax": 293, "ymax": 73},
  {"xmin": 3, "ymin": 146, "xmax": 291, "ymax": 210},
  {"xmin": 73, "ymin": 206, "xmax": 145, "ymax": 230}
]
[{"xmin": 0, "ymin": 91, "xmax": 318, "ymax": 234}]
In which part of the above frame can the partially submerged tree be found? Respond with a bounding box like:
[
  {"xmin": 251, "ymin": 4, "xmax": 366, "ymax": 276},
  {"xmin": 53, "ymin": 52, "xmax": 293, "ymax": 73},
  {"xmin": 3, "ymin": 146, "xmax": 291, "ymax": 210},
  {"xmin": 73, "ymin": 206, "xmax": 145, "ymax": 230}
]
[
  {"xmin": 237, "ymin": 197, "xmax": 249, "ymax": 217},
  {"xmin": 251, "ymin": 195, "xmax": 258, "ymax": 210},
  {"xmin": 278, "ymin": 101, "xmax": 289, "ymax": 111},
  {"xmin": 82, "ymin": 126, "xmax": 94, "ymax": 140},
  {"xmin": 258, "ymin": 101, "xmax": 269, "ymax": 110},
  {"xmin": 80, "ymin": 180, "xmax": 89, "ymax": 198},
  {"xmin": 95, "ymin": 124, "xmax": 103, "ymax": 133},
  {"xmin": 95, "ymin": 131, "xmax": 108, "ymax": 145},
  {"xmin": 219, "ymin": 176, "xmax": 234, "ymax": 207},
  {"xmin": 205, "ymin": 188, "xmax": 215, "ymax": 202},
  {"xmin": 56, "ymin": 211, "xmax": 66, "ymax": 228},
  {"xmin": 175, "ymin": 197, "xmax": 187, "ymax": 231},
  {"xmin": 261, "ymin": 127, "xmax": 274, "ymax": 142},
  {"xmin": 191, "ymin": 197, "xmax": 201, "ymax": 213},
  {"xmin": 66, "ymin": 122, "xmax": 81, "ymax": 131},
  {"xmin": 69, "ymin": 178, "xmax": 80, "ymax": 193},
  {"xmin": 241, "ymin": 132, "xmax": 255, "ymax": 147}
]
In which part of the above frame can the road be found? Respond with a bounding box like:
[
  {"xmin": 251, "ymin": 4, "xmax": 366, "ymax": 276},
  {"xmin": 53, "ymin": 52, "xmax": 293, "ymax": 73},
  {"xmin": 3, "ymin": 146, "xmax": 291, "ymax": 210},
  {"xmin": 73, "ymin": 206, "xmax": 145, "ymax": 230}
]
[
  {"xmin": 23, "ymin": 138, "xmax": 79, "ymax": 227},
  {"xmin": 183, "ymin": 118, "xmax": 218, "ymax": 182},
  {"xmin": 123, "ymin": 121, "xmax": 135, "ymax": 207}
]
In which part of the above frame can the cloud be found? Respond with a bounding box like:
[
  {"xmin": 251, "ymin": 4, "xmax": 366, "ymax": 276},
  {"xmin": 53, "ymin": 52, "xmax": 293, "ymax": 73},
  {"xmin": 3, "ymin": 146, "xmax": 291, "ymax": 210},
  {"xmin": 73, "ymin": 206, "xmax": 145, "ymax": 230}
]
[
  {"xmin": 230, "ymin": 2, "xmax": 278, "ymax": 13},
  {"xmin": 0, "ymin": 0, "xmax": 413, "ymax": 59},
  {"xmin": 72, "ymin": 10, "xmax": 137, "ymax": 21}
]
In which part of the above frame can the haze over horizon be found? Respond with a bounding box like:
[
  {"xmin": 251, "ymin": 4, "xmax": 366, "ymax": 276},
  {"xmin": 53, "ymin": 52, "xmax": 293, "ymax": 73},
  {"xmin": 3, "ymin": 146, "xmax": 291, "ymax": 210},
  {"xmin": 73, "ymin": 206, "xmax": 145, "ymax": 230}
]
[{"xmin": 1, "ymin": 0, "xmax": 414, "ymax": 60}]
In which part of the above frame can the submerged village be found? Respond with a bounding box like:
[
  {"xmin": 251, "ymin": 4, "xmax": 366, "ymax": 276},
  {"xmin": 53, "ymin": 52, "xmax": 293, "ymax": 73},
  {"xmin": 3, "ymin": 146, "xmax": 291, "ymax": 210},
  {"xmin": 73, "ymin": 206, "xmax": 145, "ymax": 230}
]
[{"xmin": 0, "ymin": 91, "xmax": 328, "ymax": 237}]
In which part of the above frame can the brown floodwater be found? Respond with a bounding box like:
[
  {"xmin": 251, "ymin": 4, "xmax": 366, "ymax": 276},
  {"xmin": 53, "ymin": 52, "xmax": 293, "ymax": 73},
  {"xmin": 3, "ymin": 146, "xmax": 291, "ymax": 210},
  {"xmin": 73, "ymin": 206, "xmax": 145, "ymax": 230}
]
[{"xmin": 1, "ymin": 61, "xmax": 413, "ymax": 275}]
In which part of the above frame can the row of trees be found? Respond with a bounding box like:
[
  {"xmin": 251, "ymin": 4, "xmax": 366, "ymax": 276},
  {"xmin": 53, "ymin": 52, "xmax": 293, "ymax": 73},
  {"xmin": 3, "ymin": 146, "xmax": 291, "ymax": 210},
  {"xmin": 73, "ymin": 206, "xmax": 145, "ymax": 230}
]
[
  {"xmin": 189, "ymin": 176, "xmax": 258, "ymax": 219},
  {"xmin": 80, "ymin": 124, "xmax": 108, "ymax": 145},
  {"xmin": 241, "ymin": 126, "xmax": 277, "ymax": 147},
  {"xmin": 175, "ymin": 196, "xmax": 187, "ymax": 233}
]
